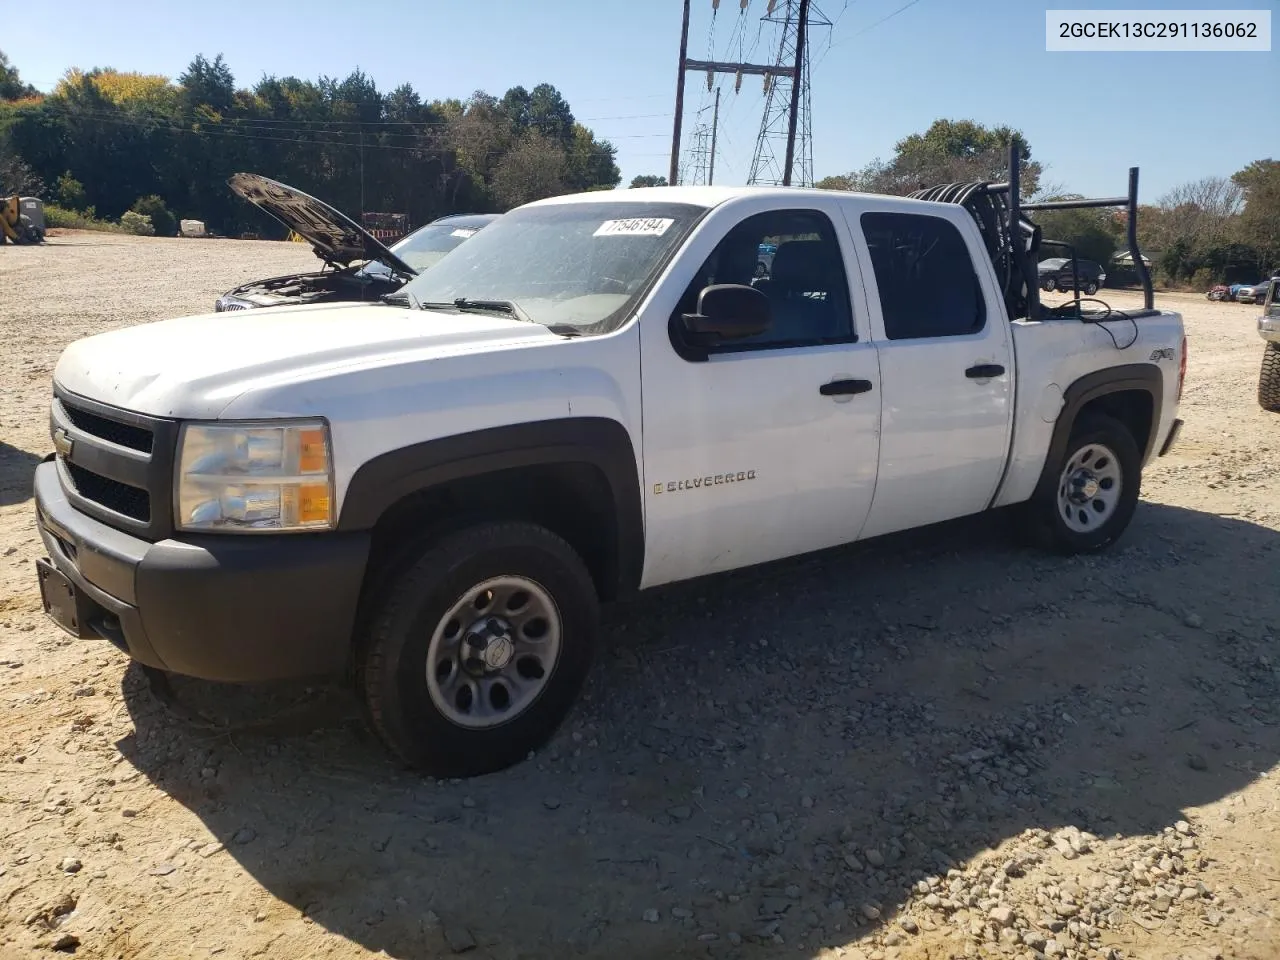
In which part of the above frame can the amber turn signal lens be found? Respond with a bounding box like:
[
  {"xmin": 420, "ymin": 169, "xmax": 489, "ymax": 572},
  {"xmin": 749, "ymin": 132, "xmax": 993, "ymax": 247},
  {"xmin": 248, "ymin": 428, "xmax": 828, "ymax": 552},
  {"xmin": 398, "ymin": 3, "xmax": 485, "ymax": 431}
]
[
  {"xmin": 297, "ymin": 483, "xmax": 331, "ymax": 525},
  {"xmin": 299, "ymin": 428, "xmax": 328, "ymax": 474}
]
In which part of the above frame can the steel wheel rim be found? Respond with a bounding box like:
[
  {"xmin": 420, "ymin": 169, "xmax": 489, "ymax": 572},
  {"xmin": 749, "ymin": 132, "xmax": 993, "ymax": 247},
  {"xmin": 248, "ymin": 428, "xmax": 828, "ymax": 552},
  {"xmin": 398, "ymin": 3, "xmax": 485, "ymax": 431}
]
[
  {"xmin": 1057, "ymin": 442, "xmax": 1122, "ymax": 534},
  {"xmin": 425, "ymin": 575, "xmax": 563, "ymax": 729}
]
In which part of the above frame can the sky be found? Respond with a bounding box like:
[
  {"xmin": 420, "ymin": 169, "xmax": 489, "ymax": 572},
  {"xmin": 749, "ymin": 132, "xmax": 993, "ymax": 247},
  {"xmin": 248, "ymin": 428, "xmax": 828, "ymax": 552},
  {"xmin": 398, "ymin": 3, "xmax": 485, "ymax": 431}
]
[{"xmin": 9, "ymin": 0, "xmax": 1278, "ymax": 200}]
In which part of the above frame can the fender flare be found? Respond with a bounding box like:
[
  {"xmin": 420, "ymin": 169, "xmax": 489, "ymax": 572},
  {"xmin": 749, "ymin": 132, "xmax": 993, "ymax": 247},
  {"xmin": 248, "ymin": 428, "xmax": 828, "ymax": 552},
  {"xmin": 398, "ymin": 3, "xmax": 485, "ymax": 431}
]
[
  {"xmin": 337, "ymin": 418, "xmax": 644, "ymax": 596},
  {"xmin": 1031, "ymin": 363, "xmax": 1164, "ymax": 502}
]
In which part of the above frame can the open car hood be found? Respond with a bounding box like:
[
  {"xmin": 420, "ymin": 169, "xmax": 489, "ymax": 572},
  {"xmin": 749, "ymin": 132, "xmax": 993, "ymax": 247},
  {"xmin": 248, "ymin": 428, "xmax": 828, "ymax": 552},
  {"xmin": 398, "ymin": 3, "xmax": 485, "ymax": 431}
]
[{"xmin": 228, "ymin": 173, "xmax": 417, "ymax": 277}]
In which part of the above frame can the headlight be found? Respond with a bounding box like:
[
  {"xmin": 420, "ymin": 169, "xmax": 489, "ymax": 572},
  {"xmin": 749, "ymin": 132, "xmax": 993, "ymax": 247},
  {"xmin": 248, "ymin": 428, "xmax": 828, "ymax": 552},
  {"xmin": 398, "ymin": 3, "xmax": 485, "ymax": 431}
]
[{"xmin": 175, "ymin": 420, "xmax": 333, "ymax": 532}]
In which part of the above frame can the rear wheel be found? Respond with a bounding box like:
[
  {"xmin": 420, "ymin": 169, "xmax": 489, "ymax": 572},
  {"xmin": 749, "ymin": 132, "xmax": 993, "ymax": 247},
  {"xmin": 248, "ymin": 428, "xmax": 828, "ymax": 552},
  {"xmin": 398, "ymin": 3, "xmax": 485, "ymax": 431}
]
[
  {"xmin": 1021, "ymin": 414, "xmax": 1141, "ymax": 554},
  {"xmin": 1043, "ymin": 277, "xmax": 1057, "ymax": 292},
  {"xmin": 358, "ymin": 521, "xmax": 599, "ymax": 777},
  {"xmin": 1260, "ymin": 342, "xmax": 1280, "ymax": 413},
  {"xmin": 1084, "ymin": 280, "xmax": 1099, "ymax": 295}
]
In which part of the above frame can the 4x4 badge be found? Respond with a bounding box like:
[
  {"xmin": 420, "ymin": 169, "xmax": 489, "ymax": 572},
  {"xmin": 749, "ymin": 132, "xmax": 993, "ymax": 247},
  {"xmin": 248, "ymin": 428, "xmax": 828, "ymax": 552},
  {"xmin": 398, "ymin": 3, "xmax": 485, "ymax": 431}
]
[{"xmin": 52, "ymin": 428, "xmax": 73, "ymax": 459}]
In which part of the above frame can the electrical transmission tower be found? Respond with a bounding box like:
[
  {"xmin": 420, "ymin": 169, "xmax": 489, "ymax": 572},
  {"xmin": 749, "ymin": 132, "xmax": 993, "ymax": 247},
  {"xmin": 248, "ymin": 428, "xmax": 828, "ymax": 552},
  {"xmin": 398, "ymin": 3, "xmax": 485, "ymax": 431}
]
[
  {"xmin": 680, "ymin": 89, "xmax": 721, "ymax": 186},
  {"xmin": 748, "ymin": 0, "xmax": 829, "ymax": 187}
]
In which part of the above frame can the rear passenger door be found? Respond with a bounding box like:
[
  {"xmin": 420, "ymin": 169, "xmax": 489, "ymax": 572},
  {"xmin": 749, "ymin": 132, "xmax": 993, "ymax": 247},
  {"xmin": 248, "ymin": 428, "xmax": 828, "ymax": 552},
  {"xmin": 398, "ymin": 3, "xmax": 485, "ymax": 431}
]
[{"xmin": 851, "ymin": 207, "xmax": 1014, "ymax": 539}]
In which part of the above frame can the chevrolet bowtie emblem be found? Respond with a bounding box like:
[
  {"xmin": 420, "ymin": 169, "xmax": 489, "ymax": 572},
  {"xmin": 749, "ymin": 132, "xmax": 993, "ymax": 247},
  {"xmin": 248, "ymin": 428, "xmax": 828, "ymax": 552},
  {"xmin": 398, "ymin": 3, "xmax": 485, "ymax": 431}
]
[{"xmin": 53, "ymin": 427, "xmax": 73, "ymax": 459}]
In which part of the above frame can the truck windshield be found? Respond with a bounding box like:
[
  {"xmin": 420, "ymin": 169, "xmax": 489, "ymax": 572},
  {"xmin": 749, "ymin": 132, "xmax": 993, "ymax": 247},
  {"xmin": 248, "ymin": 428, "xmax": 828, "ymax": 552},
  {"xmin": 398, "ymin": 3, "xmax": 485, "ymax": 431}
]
[{"xmin": 397, "ymin": 201, "xmax": 706, "ymax": 334}]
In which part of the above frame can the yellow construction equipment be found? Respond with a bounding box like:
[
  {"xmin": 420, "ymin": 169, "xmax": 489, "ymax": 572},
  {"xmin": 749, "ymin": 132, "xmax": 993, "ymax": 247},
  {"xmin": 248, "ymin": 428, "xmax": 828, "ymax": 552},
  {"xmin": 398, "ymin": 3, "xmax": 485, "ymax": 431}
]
[{"xmin": 1, "ymin": 195, "xmax": 46, "ymax": 244}]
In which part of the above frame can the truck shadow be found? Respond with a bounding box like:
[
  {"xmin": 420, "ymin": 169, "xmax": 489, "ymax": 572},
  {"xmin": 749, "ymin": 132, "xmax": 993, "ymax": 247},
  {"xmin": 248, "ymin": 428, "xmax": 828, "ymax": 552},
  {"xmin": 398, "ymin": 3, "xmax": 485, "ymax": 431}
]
[
  {"xmin": 0, "ymin": 442, "xmax": 42, "ymax": 508},
  {"xmin": 116, "ymin": 502, "xmax": 1280, "ymax": 960}
]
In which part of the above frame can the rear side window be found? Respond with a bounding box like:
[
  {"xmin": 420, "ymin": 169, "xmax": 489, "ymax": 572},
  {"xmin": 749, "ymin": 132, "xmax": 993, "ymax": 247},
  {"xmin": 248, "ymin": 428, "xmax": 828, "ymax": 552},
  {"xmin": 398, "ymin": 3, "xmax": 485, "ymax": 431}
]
[{"xmin": 860, "ymin": 212, "xmax": 986, "ymax": 340}]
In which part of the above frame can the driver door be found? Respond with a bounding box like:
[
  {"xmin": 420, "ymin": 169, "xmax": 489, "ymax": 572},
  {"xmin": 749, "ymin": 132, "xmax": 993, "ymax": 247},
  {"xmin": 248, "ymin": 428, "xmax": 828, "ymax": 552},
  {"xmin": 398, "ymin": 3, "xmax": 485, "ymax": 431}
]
[{"xmin": 636, "ymin": 198, "xmax": 882, "ymax": 588}]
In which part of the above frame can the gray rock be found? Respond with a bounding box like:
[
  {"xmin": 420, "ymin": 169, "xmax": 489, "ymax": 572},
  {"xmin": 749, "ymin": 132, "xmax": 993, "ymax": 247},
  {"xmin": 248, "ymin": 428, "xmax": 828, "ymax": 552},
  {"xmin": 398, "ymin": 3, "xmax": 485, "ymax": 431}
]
[
  {"xmin": 899, "ymin": 918, "xmax": 919, "ymax": 934},
  {"xmin": 1187, "ymin": 754, "xmax": 1209, "ymax": 771},
  {"xmin": 543, "ymin": 798, "xmax": 561, "ymax": 810},
  {"xmin": 861, "ymin": 904, "xmax": 881, "ymax": 921},
  {"xmin": 642, "ymin": 909, "xmax": 659, "ymax": 924},
  {"xmin": 672, "ymin": 907, "xmax": 693, "ymax": 920},
  {"xmin": 785, "ymin": 885, "xmax": 801, "ymax": 899},
  {"xmin": 149, "ymin": 862, "xmax": 177, "ymax": 876},
  {"xmin": 232, "ymin": 828, "xmax": 256, "ymax": 845},
  {"xmin": 989, "ymin": 906, "xmax": 1015, "ymax": 927},
  {"xmin": 668, "ymin": 805, "xmax": 693, "ymax": 821},
  {"xmin": 58, "ymin": 858, "xmax": 82, "ymax": 874},
  {"xmin": 864, "ymin": 848, "xmax": 885, "ymax": 868},
  {"xmin": 1184, "ymin": 613, "xmax": 1204, "ymax": 629}
]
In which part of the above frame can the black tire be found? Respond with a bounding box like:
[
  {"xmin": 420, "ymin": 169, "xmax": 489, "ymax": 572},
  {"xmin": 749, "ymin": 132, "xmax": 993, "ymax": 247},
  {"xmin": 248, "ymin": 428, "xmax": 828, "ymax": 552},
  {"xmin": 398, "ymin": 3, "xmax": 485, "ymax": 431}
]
[
  {"xmin": 1084, "ymin": 281, "xmax": 1099, "ymax": 295},
  {"xmin": 1021, "ymin": 414, "xmax": 1141, "ymax": 554},
  {"xmin": 1043, "ymin": 277, "xmax": 1056, "ymax": 292},
  {"xmin": 1260, "ymin": 342, "xmax": 1280, "ymax": 413},
  {"xmin": 358, "ymin": 521, "xmax": 599, "ymax": 777}
]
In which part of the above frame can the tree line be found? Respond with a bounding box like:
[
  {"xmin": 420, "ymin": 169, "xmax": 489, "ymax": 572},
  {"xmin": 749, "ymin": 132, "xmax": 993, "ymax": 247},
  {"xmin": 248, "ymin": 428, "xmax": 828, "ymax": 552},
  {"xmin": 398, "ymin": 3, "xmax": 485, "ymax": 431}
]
[{"xmin": 0, "ymin": 51, "xmax": 622, "ymax": 237}]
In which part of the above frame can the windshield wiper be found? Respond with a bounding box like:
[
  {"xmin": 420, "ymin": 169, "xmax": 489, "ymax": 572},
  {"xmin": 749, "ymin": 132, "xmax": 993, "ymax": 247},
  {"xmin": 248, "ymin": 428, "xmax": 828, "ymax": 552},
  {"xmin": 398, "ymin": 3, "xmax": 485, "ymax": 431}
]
[
  {"xmin": 419, "ymin": 298, "xmax": 533, "ymax": 324},
  {"xmin": 379, "ymin": 290, "xmax": 420, "ymax": 308}
]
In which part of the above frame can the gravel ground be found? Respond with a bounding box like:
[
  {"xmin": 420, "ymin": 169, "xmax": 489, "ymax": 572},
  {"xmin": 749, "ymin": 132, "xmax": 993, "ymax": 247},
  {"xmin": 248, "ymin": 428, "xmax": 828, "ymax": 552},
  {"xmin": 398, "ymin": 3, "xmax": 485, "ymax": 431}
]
[{"xmin": 1, "ymin": 230, "xmax": 1278, "ymax": 960}]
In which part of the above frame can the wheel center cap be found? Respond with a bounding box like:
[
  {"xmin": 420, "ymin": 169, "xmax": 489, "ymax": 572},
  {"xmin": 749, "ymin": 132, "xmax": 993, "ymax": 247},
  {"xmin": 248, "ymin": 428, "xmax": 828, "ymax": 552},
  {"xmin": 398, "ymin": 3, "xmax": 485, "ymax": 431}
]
[
  {"xmin": 483, "ymin": 635, "xmax": 514, "ymax": 670},
  {"xmin": 1080, "ymin": 477, "xmax": 1099, "ymax": 499}
]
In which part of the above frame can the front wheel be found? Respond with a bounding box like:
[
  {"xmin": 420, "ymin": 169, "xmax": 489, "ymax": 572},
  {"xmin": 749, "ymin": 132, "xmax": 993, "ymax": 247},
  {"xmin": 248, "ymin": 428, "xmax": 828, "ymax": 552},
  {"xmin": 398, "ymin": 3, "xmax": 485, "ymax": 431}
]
[
  {"xmin": 358, "ymin": 521, "xmax": 599, "ymax": 777},
  {"xmin": 1260, "ymin": 342, "xmax": 1280, "ymax": 413},
  {"xmin": 1084, "ymin": 281, "xmax": 1099, "ymax": 295},
  {"xmin": 1043, "ymin": 277, "xmax": 1057, "ymax": 292},
  {"xmin": 1021, "ymin": 414, "xmax": 1141, "ymax": 554}
]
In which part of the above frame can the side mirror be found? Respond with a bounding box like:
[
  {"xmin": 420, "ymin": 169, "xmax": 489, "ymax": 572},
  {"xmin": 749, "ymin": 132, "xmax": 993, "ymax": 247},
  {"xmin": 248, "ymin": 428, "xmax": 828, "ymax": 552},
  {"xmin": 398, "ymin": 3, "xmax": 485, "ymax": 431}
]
[{"xmin": 681, "ymin": 283, "xmax": 771, "ymax": 342}]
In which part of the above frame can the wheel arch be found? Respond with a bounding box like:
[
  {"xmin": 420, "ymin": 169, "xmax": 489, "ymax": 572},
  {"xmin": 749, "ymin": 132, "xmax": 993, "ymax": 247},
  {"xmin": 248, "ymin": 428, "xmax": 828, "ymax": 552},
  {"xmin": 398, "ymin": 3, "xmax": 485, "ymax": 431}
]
[
  {"xmin": 1031, "ymin": 364, "xmax": 1163, "ymax": 504},
  {"xmin": 338, "ymin": 418, "xmax": 644, "ymax": 603}
]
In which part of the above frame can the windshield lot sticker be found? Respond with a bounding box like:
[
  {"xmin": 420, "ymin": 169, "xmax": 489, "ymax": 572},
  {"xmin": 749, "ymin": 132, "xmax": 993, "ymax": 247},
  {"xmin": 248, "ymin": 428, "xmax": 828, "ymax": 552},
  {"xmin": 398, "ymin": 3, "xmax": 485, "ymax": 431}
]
[
  {"xmin": 594, "ymin": 218, "xmax": 675, "ymax": 238},
  {"xmin": 450, "ymin": 228, "xmax": 479, "ymax": 238}
]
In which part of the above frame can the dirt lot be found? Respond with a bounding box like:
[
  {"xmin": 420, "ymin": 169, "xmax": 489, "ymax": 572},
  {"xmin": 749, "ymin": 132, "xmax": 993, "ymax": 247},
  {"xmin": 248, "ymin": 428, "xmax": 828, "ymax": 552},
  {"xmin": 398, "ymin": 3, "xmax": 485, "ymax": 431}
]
[{"xmin": 1, "ymin": 231, "xmax": 1278, "ymax": 960}]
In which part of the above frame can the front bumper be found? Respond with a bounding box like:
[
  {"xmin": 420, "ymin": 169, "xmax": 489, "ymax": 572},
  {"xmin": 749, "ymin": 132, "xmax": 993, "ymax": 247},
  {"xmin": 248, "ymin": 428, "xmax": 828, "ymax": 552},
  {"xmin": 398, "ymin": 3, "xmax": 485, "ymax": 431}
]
[
  {"xmin": 1259, "ymin": 315, "xmax": 1280, "ymax": 344},
  {"xmin": 33, "ymin": 459, "xmax": 370, "ymax": 682}
]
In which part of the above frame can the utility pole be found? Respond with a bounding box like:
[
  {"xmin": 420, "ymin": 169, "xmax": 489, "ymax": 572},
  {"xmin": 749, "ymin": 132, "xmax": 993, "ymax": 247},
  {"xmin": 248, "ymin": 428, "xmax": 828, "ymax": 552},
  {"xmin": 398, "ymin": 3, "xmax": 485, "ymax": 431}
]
[
  {"xmin": 669, "ymin": 0, "xmax": 692, "ymax": 185},
  {"xmin": 781, "ymin": 0, "xmax": 810, "ymax": 187},
  {"xmin": 670, "ymin": 0, "xmax": 796, "ymax": 186},
  {"xmin": 708, "ymin": 87, "xmax": 720, "ymax": 185}
]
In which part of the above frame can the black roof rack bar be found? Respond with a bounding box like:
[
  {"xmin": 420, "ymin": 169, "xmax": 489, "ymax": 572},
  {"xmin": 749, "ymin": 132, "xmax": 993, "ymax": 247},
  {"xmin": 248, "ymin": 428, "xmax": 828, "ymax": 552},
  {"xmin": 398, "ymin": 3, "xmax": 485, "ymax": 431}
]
[{"xmin": 1022, "ymin": 196, "xmax": 1128, "ymax": 210}]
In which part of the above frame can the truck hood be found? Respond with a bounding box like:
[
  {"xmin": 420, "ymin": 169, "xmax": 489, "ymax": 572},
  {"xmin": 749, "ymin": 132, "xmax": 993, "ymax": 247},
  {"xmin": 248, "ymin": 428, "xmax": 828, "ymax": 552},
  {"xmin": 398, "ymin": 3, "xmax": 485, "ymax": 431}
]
[
  {"xmin": 53, "ymin": 302, "xmax": 557, "ymax": 419},
  {"xmin": 228, "ymin": 173, "xmax": 417, "ymax": 277}
]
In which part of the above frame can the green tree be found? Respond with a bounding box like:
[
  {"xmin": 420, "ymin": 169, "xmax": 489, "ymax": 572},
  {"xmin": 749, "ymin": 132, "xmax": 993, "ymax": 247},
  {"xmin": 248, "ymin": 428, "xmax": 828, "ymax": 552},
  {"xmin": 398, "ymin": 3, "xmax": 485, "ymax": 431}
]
[
  {"xmin": 629, "ymin": 174, "xmax": 668, "ymax": 188},
  {"xmin": 1233, "ymin": 159, "xmax": 1280, "ymax": 272},
  {"xmin": 492, "ymin": 131, "xmax": 566, "ymax": 209},
  {"xmin": 56, "ymin": 171, "xmax": 87, "ymax": 209},
  {"xmin": 0, "ymin": 50, "xmax": 37, "ymax": 101},
  {"xmin": 131, "ymin": 195, "xmax": 176, "ymax": 236},
  {"xmin": 820, "ymin": 120, "xmax": 1041, "ymax": 197}
]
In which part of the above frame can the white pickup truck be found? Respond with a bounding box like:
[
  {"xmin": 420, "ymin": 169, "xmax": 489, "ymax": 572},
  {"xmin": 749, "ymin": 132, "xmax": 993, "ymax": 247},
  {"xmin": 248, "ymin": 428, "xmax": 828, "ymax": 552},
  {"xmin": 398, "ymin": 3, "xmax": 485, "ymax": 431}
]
[{"xmin": 33, "ymin": 155, "xmax": 1186, "ymax": 776}]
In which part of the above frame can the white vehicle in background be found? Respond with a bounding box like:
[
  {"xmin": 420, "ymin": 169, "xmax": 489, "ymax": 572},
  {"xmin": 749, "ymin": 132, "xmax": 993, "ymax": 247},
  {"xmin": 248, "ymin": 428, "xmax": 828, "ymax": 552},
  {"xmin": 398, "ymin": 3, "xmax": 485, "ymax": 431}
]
[
  {"xmin": 34, "ymin": 148, "xmax": 1185, "ymax": 778},
  {"xmin": 214, "ymin": 173, "xmax": 498, "ymax": 311}
]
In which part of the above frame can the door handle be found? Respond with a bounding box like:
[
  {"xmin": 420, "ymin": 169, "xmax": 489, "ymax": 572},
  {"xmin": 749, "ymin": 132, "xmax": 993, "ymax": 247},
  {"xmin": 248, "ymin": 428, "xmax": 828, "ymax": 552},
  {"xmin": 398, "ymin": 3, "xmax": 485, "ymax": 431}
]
[
  {"xmin": 819, "ymin": 379, "xmax": 874, "ymax": 396},
  {"xmin": 965, "ymin": 364, "xmax": 1005, "ymax": 379}
]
